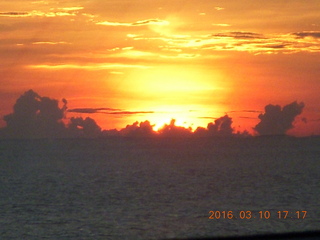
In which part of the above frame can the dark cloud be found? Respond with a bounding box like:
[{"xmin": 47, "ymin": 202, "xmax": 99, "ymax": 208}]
[
  {"xmin": 264, "ymin": 44, "xmax": 287, "ymax": 49},
  {"xmin": 194, "ymin": 115, "xmax": 234, "ymax": 137},
  {"xmin": 207, "ymin": 115, "xmax": 233, "ymax": 136},
  {"xmin": 0, "ymin": 90, "xmax": 104, "ymax": 138},
  {"xmin": 158, "ymin": 119, "xmax": 192, "ymax": 138},
  {"xmin": 119, "ymin": 120, "xmax": 155, "ymax": 137},
  {"xmin": 254, "ymin": 101, "xmax": 305, "ymax": 136},
  {"xmin": 68, "ymin": 108, "xmax": 121, "ymax": 114},
  {"xmin": 97, "ymin": 19, "xmax": 168, "ymax": 27},
  {"xmin": 0, "ymin": 12, "xmax": 29, "ymax": 16},
  {"xmin": 110, "ymin": 111, "xmax": 154, "ymax": 115},
  {"xmin": 101, "ymin": 120, "xmax": 157, "ymax": 137},
  {"xmin": 68, "ymin": 108, "xmax": 154, "ymax": 115},
  {"xmin": 2, "ymin": 89, "xmax": 67, "ymax": 138},
  {"xmin": 292, "ymin": 31, "xmax": 320, "ymax": 39},
  {"xmin": 213, "ymin": 31, "xmax": 264, "ymax": 39},
  {"xmin": 228, "ymin": 110, "xmax": 262, "ymax": 114},
  {"xmin": 68, "ymin": 117, "xmax": 102, "ymax": 138},
  {"xmin": 132, "ymin": 19, "xmax": 167, "ymax": 26},
  {"xmin": 198, "ymin": 116, "xmax": 217, "ymax": 120},
  {"xmin": 239, "ymin": 116, "xmax": 257, "ymax": 119}
]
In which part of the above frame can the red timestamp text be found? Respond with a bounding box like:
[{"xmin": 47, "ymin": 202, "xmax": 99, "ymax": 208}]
[{"xmin": 208, "ymin": 210, "xmax": 307, "ymax": 220}]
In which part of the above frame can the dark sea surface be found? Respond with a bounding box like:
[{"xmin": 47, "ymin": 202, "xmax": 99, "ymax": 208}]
[{"xmin": 0, "ymin": 136, "xmax": 319, "ymax": 239}]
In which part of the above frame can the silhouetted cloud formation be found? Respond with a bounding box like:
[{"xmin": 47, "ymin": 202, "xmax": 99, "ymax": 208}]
[
  {"xmin": 1, "ymin": 90, "xmax": 308, "ymax": 138},
  {"xmin": 194, "ymin": 115, "xmax": 234, "ymax": 137},
  {"xmin": 2, "ymin": 90, "xmax": 67, "ymax": 138},
  {"xmin": 119, "ymin": 120, "xmax": 156, "ymax": 137},
  {"xmin": 68, "ymin": 117, "xmax": 102, "ymax": 138},
  {"xmin": 208, "ymin": 115, "xmax": 233, "ymax": 135},
  {"xmin": 158, "ymin": 119, "xmax": 193, "ymax": 138},
  {"xmin": 1, "ymin": 90, "xmax": 102, "ymax": 138},
  {"xmin": 105, "ymin": 116, "xmax": 244, "ymax": 138},
  {"xmin": 254, "ymin": 101, "xmax": 305, "ymax": 136}
]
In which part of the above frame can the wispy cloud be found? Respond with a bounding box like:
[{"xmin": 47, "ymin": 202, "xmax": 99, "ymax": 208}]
[
  {"xmin": 160, "ymin": 53, "xmax": 200, "ymax": 59},
  {"xmin": 239, "ymin": 116, "xmax": 257, "ymax": 119},
  {"xmin": 228, "ymin": 110, "xmax": 263, "ymax": 114},
  {"xmin": 32, "ymin": 41, "xmax": 69, "ymax": 45},
  {"xmin": 110, "ymin": 111, "xmax": 155, "ymax": 115},
  {"xmin": 68, "ymin": 108, "xmax": 121, "ymax": 114},
  {"xmin": 197, "ymin": 116, "xmax": 217, "ymax": 120},
  {"xmin": 0, "ymin": 7, "xmax": 83, "ymax": 18},
  {"xmin": 27, "ymin": 63, "xmax": 152, "ymax": 70},
  {"xmin": 212, "ymin": 32, "xmax": 264, "ymax": 39},
  {"xmin": 292, "ymin": 31, "xmax": 320, "ymax": 39},
  {"xmin": 151, "ymin": 31, "xmax": 320, "ymax": 54},
  {"xmin": 111, "ymin": 49, "xmax": 158, "ymax": 58},
  {"xmin": 58, "ymin": 7, "xmax": 84, "ymax": 11},
  {"xmin": 212, "ymin": 23, "xmax": 231, "ymax": 27},
  {"xmin": 68, "ymin": 108, "xmax": 154, "ymax": 115},
  {"xmin": 214, "ymin": 7, "xmax": 225, "ymax": 11},
  {"xmin": 0, "ymin": 12, "xmax": 29, "ymax": 17},
  {"xmin": 31, "ymin": 1, "xmax": 49, "ymax": 4},
  {"xmin": 96, "ymin": 19, "xmax": 169, "ymax": 27}
]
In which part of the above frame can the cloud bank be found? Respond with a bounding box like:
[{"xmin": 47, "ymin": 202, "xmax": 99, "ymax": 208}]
[{"xmin": 0, "ymin": 90, "xmax": 307, "ymax": 138}]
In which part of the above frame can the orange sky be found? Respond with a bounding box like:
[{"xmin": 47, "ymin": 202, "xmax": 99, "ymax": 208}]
[{"xmin": 1, "ymin": 0, "xmax": 319, "ymax": 136}]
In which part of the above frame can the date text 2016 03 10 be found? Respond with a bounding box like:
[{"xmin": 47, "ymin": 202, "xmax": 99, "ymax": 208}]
[{"xmin": 208, "ymin": 211, "xmax": 307, "ymax": 220}]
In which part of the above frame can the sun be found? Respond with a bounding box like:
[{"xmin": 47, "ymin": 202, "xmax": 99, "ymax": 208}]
[
  {"xmin": 110, "ymin": 63, "xmax": 228, "ymax": 131},
  {"xmin": 145, "ymin": 105, "xmax": 195, "ymax": 131}
]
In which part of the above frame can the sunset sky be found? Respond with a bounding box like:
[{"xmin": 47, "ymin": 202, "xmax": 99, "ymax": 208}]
[{"xmin": 1, "ymin": 0, "xmax": 319, "ymax": 136}]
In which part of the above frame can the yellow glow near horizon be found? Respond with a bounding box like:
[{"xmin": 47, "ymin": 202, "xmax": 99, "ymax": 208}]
[
  {"xmin": 128, "ymin": 65, "xmax": 221, "ymax": 94},
  {"xmin": 114, "ymin": 65, "xmax": 227, "ymax": 131},
  {"xmin": 151, "ymin": 105, "xmax": 193, "ymax": 130}
]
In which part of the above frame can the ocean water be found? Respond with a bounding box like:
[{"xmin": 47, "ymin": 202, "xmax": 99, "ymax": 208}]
[{"xmin": 0, "ymin": 136, "xmax": 319, "ymax": 239}]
